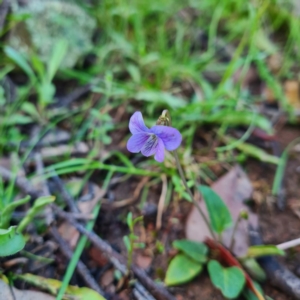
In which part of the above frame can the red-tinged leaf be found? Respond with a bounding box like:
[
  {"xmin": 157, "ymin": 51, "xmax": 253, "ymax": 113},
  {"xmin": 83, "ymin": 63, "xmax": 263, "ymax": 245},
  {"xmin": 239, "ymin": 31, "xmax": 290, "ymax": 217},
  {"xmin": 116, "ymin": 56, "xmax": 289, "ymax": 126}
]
[{"xmin": 205, "ymin": 238, "xmax": 264, "ymax": 300}]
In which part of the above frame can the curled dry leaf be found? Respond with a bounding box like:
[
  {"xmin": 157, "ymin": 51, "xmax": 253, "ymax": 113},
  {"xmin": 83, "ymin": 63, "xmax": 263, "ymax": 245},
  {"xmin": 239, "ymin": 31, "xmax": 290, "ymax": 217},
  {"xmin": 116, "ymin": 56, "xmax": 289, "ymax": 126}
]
[{"xmin": 185, "ymin": 165, "xmax": 258, "ymax": 256}]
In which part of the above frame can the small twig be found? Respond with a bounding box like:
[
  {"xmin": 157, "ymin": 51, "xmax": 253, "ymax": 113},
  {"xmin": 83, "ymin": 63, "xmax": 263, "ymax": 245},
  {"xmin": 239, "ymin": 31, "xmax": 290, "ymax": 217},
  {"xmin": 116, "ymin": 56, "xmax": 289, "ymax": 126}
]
[
  {"xmin": 107, "ymin": 176, "xmax": 149, "ymax": 208},
  {"xmin": 52, "ymin": 205, "xmax": 176, "ymax": 300},
  {"xmin": 34, "ymin": 153, "xmax": 50, "ymax": 196},
  {"xmin": 0, "ymin": 166, "xmax": 43, "ymax": 199},
  {"xmin": 156, "ymin": 174, "xmax": 168, "ymax": 230},
  {"xmin": 49, "ymin": 226, "xmax": 105, "ymax": 296},
  {"xmin": 50, "ymin": 170, "xmax": 80, "ymax": 213},
  {"xmin": 34, "ymin": 152, "xmax": 53, "ymax": 225},
  {"xmin": 229, "ymin": 215, "xmax": 242, "ymax": 251},
  {"xmin": 277, "ymin": 237, "xmax": 300, "ymax": 251}
]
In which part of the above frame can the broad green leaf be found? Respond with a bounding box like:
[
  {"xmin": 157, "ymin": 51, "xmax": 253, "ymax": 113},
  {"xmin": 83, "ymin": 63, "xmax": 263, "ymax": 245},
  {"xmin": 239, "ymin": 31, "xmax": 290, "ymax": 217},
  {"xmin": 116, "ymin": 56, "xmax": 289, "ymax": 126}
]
[
  {"xmin": 16, "ymin": 273, "xmax": 105, "ymax": 300},
  {"xmin": 4, "ymin": 46, "xmax": 35, "ymax": 80},
  {"xmin": 208, "ymin": 260, "xmax": 245, "ymax": 299},
  {"xmin": 165, "ymin": 254, "xmax": 203, "ymax": 286},
  {"xmin": 198, "ymin": 185, "xmax": 233, "ymax": 233},
  {"xmin": 0, "ymin": 226, "xmax": 25, "ymax": 256},
  {"xmin": 172, "ymin": 239, "xmax": 208, "ymax": 263},
  {"xmin": 246, "ymin": 245, "xmax": 285, "ymax": 258}
]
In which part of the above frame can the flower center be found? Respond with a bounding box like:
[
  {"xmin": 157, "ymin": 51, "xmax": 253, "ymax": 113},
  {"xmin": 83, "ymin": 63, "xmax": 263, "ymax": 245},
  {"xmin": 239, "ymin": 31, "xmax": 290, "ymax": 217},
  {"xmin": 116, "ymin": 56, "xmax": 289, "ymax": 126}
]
[{"xmin": 143, "ymin": 134, "xmax": 158, "ymax": 152}]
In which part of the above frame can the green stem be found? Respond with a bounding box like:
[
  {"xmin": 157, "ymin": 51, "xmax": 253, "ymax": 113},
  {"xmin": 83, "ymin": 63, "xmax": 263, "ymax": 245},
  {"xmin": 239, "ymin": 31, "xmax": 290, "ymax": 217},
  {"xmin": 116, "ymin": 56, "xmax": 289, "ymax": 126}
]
[
  {"xmin": 173, "ymin": 150, "xmax": 216, "ymax": 240},
  {"xmin": 229, "ymin": 215, "xmax": 241, "ymax": 251}
]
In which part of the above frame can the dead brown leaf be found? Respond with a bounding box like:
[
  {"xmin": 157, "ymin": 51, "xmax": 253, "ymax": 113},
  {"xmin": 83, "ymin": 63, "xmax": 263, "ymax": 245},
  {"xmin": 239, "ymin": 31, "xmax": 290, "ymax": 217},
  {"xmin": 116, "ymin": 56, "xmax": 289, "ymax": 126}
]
[{"xmin": 185, "ymin": 165, "xmax": 258, "ymax": 256}]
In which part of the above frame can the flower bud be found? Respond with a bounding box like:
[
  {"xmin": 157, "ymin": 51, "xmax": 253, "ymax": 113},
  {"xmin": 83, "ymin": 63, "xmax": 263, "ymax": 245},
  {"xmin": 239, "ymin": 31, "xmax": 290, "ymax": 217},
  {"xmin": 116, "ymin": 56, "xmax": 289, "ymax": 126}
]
[
  {"xmin": 156, "ymin": 109, "xmax": 171, "ymax": 126},
  {"xmin": 239, "ymin": 210, "xmax": 248, "ymax": 220}
]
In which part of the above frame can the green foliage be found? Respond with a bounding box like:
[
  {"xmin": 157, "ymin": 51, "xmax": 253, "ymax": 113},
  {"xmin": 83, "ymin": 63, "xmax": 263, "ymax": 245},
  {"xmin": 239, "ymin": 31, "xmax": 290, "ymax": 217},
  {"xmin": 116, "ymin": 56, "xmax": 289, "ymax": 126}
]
[
  {"xmin": 246, "ymin": 245, "xmax": 285, "ymax": 258},
  {"xmin": 165, "ymin": 254, "xmax": 203, "ymax": 286},
  {"xmin": 208, "ymin": 260, "xmax": 246, "ymax": 299},
  {"xmin": 0, "ymin": 195, "xmax": 31, "ymax": 229},
  {"xmin": 172, "ymin": 239, "xmax": 208, "ymax": 263},
  {"xmin": 198, "ymin": 185, "xmax": 233, "ymax": 234},
  {"xmin": 165, "ymin": 239, "xmax": 207, "ymax": 285},
  {"xmin": 15, "ymin": 273, "xmax": 105, "ymax": 300},
  {"xmin": 123, "ymin": 212, "xmax": 145, "ymax": 271},
  {"xmin": 241, "ymin": 258, "xmax": 266, "ymax": 282},
  {"xmin": 17, "ymin": 196, "xmax": 55, "ymax": 233},
  {"xmin": 243, "ymin": 281, "xmax": 265, "ymax": 300},
  {"xmin": 0, "ymin": 226, "xmax": 25, "ymax": 256}
]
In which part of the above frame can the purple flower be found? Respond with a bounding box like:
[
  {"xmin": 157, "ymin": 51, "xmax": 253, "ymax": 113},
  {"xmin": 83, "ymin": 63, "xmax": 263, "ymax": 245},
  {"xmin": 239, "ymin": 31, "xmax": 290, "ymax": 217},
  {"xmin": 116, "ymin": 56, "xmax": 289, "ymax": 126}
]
[{"xmin": 127, "ymin": 111, "xmax": 182, "ymax": 162}]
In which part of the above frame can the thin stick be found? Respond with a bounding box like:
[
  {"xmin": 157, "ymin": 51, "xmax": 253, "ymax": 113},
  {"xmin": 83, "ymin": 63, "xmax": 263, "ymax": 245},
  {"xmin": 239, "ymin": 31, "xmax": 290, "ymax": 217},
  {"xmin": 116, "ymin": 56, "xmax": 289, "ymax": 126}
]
[
  {"xmin": 34, "ymin": 152, "xmax": 53, "ymax": 225},
  {"xmin": 50, "ymin": 226, "xmax": 105, "ymax": 296},
  {"xmin": 52, "ymin": 205, "xmax": 176, "ymax": 300},
  {"xmin": 0, "ymin": 166, "xmax": 43, "ymax": 199},
  {"xmin": 156, "ymin": 174, "xmax": 168, "ymax": 230},
  {"xmin": 50, "ymin": 170, "xmax": 79, "ymax": 213},
  {"xmin": 277, "ymin": 237, "xmax": 300, "ymax": 251},
  {"xmin": 173, "ymin": 150, "xmax": 216, "ymax": 239},
  {"xmin": 229, "ymin": 215, "xmax": 241, "ymax": 251}
]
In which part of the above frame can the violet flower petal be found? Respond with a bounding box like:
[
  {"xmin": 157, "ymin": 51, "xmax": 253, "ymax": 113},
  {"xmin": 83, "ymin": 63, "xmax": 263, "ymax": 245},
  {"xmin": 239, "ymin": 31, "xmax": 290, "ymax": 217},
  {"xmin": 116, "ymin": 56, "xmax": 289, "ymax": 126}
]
[
  {"xmin": 154, "ymin": 139, "xmax": 165, "ymax": 162},
  {"xmin": 127, "ymin": 132, "xmax": 149, "ymax": 153},
  {"xmin": 150, "ymin": 125, "xmax": 182, "ymax": 151},
  {"xmin": 141, "ymin": 135, "xmax": 159, "ymax": 157},
  {"xmin": 129, "ymin": 111, "xmax": 150, "ymax": 134}
]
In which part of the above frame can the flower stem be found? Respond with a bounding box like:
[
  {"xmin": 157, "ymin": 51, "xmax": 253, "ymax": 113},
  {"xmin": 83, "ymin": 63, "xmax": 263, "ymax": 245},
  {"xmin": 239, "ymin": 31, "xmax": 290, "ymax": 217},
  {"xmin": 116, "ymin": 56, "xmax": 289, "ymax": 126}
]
[
  {"xmin": 229, "ymin": 215, "xmax": 241, "ymax": 251},
  {"xmin": 173, "ymin": 150, "xmax": 216, "ymax": 240}
]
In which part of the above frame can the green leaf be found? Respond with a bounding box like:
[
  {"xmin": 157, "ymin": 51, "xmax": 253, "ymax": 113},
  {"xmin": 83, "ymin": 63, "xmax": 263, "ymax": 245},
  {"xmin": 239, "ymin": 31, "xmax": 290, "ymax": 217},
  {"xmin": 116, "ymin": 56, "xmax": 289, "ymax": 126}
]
[
  {"xmin": 4, "ymin": 114, "xmax": 33, "ymax": 126},
  {"xmin": 17, "ymin": 196, "xmax": 55, "ymax": 233},
  {"xmin": 47, "ymin": 40, "xmax": 68, "ymax": 81},
  {"xmin": 246, "ymin": 245, "xmax": 285, "ymax": 258},
  {"xmin": 165, "ymin": 254, "xmax": 203, "ymax": 286},
  {"xmin": 123, "ymin": 236, "xmax": 131, "ymax": 252},
  {"xmin": 0, "ymin": 196, "xmax": 31, "ymax": 229},
  {"xmin": 241, "ymin": 258, "xmax": 266, "ymax": 282},
  {"xmin": 4, "ymin": 46, "xmax": 35, "ymax": 80},
  {"xmin": 208, "ymin": 260, "xmax": 245, "ymax": 299},
  {"xmin": 243, "ymin": 281, "xmax": 265, "ymax": 300},
  {"xmin": 16, "ymin": 273, "xmax": 105, "ymax": 300},
  {"xmin": 0, "ymin": 226, "xmax": 25, "ymax": 256},
  {"xmin": 198, "ymin": 185, "xmax": 233, "ymax": 233},
  {"xmin": 172, "ymin": 239, "xmax": 208, "ymax": 263},
  {"xmin": 135, "ymin": 90, "xmax": 185, "ymax": 108},
  {"xmin": 222, "ymin": 136, "xmax": 279, "ymax": 165},
  {"xmin": 127, "ymin": 212, "xmax": 133, "ymax": 230},
  {"xmin": 203, "ymin": 110, "xmax": 273, "ymax": 134}
]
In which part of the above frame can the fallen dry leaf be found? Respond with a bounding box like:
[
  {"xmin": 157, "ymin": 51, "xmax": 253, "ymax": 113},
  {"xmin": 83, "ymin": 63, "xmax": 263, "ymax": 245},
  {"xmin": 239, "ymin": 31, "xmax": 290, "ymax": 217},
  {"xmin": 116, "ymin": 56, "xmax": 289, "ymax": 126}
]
[
  {"xmin": 185, "ymin": 165, "xmax": 258, "ymax": 256},
  {"xmin": 0, "ymin": 279, "xmax": 54, "ymax": 300},
  {"xmin": 135, "ymin": 253, "xmax": 153, "ymax": 270}
]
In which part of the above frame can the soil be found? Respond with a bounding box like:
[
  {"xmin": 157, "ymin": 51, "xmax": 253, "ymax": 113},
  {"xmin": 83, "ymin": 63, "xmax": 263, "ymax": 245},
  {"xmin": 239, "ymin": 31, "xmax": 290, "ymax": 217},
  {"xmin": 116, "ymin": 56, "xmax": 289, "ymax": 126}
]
[{"xmin": 93, "ymin": 124, "xmax": 300, "ymax": 300}]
